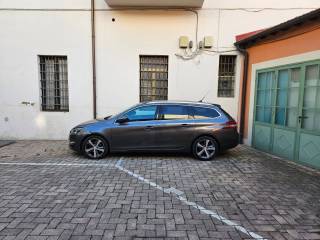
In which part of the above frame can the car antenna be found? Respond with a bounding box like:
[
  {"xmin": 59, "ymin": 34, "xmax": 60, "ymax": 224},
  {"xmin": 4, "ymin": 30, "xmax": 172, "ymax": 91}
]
[{"xmin": 199, "ymin": 90, "xmax": 210, "ymax": 102}]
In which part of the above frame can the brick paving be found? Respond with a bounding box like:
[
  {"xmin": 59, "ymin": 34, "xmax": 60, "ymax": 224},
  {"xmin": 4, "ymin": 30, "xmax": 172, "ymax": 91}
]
[
  {"xmin": 0, "ymin": 141, "xmax": 319, "ymax": 240},
  {"xmin": 0, "ymin": 141, "xmax": 14, "ymax": 149}
]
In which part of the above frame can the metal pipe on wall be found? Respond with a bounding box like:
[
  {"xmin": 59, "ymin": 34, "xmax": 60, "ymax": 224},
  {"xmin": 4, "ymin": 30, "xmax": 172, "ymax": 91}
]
[
  {"xmin": 236, "ymin": 46, "xmax": 249, "ymax": 144},
  {"xmin": 91, "ymin": 0, "xmax": 97, "ymax": 119}
]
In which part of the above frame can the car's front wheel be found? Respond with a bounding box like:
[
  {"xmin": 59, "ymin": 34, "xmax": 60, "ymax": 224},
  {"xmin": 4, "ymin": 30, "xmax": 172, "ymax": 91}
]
[
  {"xmin": 82, "ymin": 135, "xmax": 108, "ymax": 159},
  {"xmin": 192, "ymin": 136, "xmax": 218, "ymax": 161}
]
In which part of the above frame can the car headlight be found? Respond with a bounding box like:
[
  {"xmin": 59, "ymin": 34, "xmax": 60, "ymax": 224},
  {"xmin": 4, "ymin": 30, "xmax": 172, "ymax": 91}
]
[{"xmin": 70, "ymin": 127, "xmax": 84, "ymax": 135}]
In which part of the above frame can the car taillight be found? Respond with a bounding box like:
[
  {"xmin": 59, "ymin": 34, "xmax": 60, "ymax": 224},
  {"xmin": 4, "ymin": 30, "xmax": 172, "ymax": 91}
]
[{"xmin": 223, "ymin": 120, "xmax": 237, "ymax": 129}]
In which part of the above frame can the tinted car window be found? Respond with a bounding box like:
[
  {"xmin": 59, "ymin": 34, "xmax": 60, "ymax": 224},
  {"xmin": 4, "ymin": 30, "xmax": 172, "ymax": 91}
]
[
  {"xmin": 125, "ymin": 105, "xmax": 156, "ymax": 121},
  {"xmin": 158, "ymin": 105, "xmax": 190, "ymax": 120},
  {"xmin": 190, "ymin": 107, "xmax": 220, "ymax": 119}
]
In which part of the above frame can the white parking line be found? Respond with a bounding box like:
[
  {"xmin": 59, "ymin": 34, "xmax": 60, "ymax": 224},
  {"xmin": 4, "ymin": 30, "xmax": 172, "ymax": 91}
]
[
  {"xmin": 0, "ymin": 162, "xmax": 113, "ymax": 167},
  {"xmin": 115, "ymin": 158, "xmax": 267, "ymax": 240}
]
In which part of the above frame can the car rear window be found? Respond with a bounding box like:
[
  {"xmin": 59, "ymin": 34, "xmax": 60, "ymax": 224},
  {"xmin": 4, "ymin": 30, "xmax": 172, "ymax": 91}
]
[
  {"xmin": 190, "ymin": 107, "xmax": 220, "ymax": 119},
  {"xmin": 218, "ymin": 107, "xmax": 235, "ymax": 121}
]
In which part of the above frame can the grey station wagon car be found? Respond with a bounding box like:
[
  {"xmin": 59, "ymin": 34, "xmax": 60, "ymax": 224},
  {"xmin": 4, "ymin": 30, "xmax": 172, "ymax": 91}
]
[{"xmin": 69, "ymin": 101, "xmax": 239, "ymax": 161}]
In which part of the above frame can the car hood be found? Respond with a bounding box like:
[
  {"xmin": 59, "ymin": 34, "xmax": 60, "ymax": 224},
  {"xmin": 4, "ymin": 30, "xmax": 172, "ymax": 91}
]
[{"xmin": 76, "ymin": 118, "xmax": 112, "ymax": 128}]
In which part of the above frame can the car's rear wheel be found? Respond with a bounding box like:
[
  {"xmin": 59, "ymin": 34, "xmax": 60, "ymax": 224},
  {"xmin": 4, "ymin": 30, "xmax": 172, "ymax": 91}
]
[
  {"xmin": 192, "ymin": 136, "xmax": 218, "ymax": 161},
  {"xmin": 82, "ymin": 135, "xmax": 108, "ymax": 159}
]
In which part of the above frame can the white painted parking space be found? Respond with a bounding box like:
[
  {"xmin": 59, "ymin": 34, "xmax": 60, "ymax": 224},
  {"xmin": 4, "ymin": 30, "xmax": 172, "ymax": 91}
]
[
  {"xmin": 0, "ymin": 159, "xmax": 267, "ymax": 239},
  {"xmin": 115, "ymin": 157, "xmax": 267, "ymax": 240}
]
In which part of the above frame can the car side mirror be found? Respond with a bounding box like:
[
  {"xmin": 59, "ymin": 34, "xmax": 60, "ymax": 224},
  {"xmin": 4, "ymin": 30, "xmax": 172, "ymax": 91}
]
[{"xmin": 116, "ymin": 116, "xmax": 129, "ymax": 124}]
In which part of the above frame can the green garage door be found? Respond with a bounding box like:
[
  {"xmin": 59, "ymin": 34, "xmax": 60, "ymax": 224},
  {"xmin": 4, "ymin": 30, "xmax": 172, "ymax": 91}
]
[{"xmin": 253, "ymin": 60, "xmax": 320, "ymax": 169}]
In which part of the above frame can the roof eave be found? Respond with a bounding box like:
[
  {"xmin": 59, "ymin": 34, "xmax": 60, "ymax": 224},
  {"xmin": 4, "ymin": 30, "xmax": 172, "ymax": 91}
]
[{"xmin": 234, "ymin": 8, "xmax": 320, "ymax": 49}]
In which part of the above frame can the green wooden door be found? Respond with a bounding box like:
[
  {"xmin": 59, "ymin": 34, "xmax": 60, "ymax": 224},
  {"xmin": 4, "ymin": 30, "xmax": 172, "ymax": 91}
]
[
  {"xmin": 298, "ymin": 63, "xmax": 320, "ymax": 167},
  {"xmin": 253, "ymin": 60, "xmax": 320, "ymax": 169},
  {"xmin": 272, "ymin": 67, "xmax": 301, "ymax": 160},
  {"xmin": 253, "ymin": 71, "xmax": 275, "ymax": 152}
]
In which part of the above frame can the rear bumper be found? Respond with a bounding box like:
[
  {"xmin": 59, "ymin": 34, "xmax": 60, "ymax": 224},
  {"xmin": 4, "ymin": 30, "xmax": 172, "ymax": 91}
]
[
  {"xmin": 224, "ymin": 137, "xmax": 239, "ymax": 149},
  {"xmin": 218, "ymin": 129, "xmax": 239, "ymax": 151}
]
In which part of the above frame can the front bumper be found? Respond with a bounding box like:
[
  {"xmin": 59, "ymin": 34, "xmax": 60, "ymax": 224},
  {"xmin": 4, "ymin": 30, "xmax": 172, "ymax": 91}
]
[{"xmin": 69, "ymin": 134, "xmax": 85, "ymax": 152}]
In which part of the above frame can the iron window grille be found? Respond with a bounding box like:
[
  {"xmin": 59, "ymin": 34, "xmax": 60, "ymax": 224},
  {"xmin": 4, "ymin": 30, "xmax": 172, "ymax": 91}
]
[
  {"xmin": 140, "ymin": 55, "xmax": 168, "ymax": 102},
  {"xmin": 39, "ymin": 56, "xmax": 69, "ymax": 111},
  {"xmin": 218, "ymin": 55, "xmax": 236, "ymax": 98}
]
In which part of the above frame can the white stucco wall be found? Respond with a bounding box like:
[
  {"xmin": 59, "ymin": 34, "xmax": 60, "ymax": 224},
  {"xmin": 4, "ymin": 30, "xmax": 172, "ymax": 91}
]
[
  {"xmin": 0, "ymin": 10, "xmax": 93, "ymax": 139},
  {"xmin": 0, "ymin": 0, "xmax": 319, "ymax": 139}
]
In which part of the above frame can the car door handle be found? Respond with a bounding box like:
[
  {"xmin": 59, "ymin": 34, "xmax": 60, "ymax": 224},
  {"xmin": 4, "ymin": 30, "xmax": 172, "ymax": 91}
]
[
  {"xmin": 145, "ymin": 126, "xmax": 154, "ymax": 131},
  {"xmin": 181, "ymin": 124, "xmax": 189, "ymax": 127}
]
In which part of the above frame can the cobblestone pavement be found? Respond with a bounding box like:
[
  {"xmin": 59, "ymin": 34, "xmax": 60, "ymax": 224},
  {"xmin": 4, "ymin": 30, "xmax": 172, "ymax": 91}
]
[
  {"xmin": 0, "ymin": 141, "xmax": 320, "ymax": 240},
  {"xmin": 0, "ymin": 141, "xmax": 14, "ymax": 148}
]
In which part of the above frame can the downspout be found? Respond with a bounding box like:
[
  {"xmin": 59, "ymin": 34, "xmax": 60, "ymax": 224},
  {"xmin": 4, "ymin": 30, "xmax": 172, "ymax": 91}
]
[
  {"xmin": 91, "ymin": 0, "xmax": 97, "ymax": 119},
  {"xmin": 236, "ymin": 45, "xmax": 249, "ymax": 144}
]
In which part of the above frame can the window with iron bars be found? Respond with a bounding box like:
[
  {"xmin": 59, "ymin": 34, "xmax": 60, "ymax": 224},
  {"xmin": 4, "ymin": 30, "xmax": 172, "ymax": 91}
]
[
  {"xmin": 218, "ymin": 55, "xmax": 236, "ymax": 98},
  {"xmin": 140, "ymin": 55, "xmax": 168, "ymax": 102},
  {"xmin": 39, "ymin": 56, "xmax": 69, "ymax": 111}
]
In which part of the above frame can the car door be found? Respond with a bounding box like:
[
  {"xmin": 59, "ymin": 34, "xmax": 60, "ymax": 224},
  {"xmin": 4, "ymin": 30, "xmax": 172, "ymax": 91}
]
[
  {"xmin": 110, "ymin": 105, "xmax": 158, "ymax": 151},
  {"xmin": 152, "ymin": 104, "xmax": 195, "ymax": 150}
]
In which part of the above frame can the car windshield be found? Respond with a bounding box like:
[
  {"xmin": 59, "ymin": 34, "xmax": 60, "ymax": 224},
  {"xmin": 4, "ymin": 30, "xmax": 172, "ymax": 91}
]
[{"xmin": 111, "ymin": 103, "xmax": 141, "ymax": 119}]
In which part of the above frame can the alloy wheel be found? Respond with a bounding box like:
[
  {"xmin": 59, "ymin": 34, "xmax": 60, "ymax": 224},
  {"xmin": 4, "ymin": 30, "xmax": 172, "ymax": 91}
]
[
  {"xmin": 84, "ymin": 137, "xmax": 106, "ymax": 159},
  {"xmin": 195, "ymin": 138, "xmax": 216, "ymax": 160}
]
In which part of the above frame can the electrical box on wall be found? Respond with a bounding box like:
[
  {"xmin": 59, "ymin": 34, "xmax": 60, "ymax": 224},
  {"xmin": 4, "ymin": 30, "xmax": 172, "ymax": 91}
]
[
  {"xmin": 204, "ymin": 36, "xmax": 213, "ymax": 48},
  {"xmin": 179, "ymin": 36, "xmax": 189, "ymax": 48}
]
